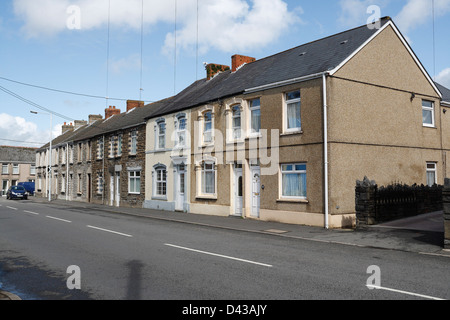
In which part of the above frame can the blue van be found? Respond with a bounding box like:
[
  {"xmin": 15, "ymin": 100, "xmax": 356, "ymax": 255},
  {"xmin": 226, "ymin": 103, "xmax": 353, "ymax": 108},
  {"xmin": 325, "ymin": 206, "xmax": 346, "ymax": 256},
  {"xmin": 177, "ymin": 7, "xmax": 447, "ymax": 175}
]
[{"xmin": 18, "ymin": 182, "xmax": 35, "ymax": 196}]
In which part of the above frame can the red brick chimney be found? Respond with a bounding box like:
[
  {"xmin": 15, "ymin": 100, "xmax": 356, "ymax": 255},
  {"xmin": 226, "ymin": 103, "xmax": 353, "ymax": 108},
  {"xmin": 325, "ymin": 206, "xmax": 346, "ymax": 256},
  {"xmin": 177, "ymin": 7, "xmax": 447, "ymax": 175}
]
[
  {"xmin": 105, "ymin": 106, "xmax": 121, "ymax": 119},
  {"xmin": 206, "ymin": 63, "xmax": 230, "ymax": 80},
  {"xmin": 126, "ymin": 100, "xmax": 145, "ymax": 112},
  {"xmin": 232, "ymin": 55, "xmax": 255, "ymax": 72}
]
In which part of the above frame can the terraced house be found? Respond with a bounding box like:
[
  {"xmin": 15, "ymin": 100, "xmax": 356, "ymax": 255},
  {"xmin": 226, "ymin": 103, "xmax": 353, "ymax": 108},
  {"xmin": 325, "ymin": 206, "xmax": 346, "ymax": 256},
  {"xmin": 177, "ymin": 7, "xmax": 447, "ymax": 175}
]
[
  {"xmin": 36, "ymin": 17, "xmax": 450, "ymax": 229},
  {"xmin": 142, "ymin": 17, "xmax": 449, "ymax": 228},
  {"xmin": 36, "ymin": 100, "xmax": 151, "ymax": 208}
]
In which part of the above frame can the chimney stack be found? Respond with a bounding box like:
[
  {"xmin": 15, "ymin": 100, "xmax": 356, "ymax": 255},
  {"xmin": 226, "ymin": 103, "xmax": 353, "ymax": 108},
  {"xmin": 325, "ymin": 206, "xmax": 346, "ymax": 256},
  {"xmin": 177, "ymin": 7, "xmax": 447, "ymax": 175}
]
[
  {"xmin": 232, "ymin": 54, "xmax": 255, "ymax": 72},
  {"xmin": 89, "ymin": 114, "xmax": 103, "ymax": 124},
  {"xmin": 74, "ymin": 120, "xmax": 88, "ymax": 130},
  {"xmin": 62, "ymin": 122, "xmax": 74, "ymax": 134},
  {"xmin": 206, "ymin": 63, "xmax": 230, "ymax": 80},
  {"xmin": 126, "ymin": 100, "xmax": 145, "ymax": 112},
  {"xmin": 105, "ymin": 106, "xmax": 121, "ymax": 119}
]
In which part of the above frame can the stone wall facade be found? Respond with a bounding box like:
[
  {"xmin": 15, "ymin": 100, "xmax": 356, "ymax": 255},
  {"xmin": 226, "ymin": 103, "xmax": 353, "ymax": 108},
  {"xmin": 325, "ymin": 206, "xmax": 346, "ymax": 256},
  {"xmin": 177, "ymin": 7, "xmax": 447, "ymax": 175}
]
[{"xmin": 443, "ymin": 178, "xmax": 450, "ymax": 249}]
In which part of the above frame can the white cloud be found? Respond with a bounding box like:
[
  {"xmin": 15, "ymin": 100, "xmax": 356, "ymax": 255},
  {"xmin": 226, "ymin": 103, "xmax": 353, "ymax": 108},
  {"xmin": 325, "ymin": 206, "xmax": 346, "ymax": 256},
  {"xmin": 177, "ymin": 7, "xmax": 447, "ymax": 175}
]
[
  {"xmin": 0, "ymin": 113, "xmax": 60, "ymax": 147},
  {"xmin": 395, "ymin": 0, "xmax": 450, "ymax": 34},
  {"xmin": 13, "ymin": 0, "xmax": 301, "ymax": 54},
  {"xmin": 109, "ymin": 54, "xmax": 142, "ymax": 75},
  {"xmin": 436, "ymin": 68, "xmax": 450, "ymax": 88},
  {"xmin": 164, "ymin": 0, "xmax": 301, "ymax": 54}
]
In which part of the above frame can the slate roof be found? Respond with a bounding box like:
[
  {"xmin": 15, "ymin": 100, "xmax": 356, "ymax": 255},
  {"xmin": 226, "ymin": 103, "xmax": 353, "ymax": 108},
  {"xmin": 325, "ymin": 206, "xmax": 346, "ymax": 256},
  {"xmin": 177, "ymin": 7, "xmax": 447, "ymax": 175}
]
[
  {"xmin": 0, "ymin": 146, "xmax": 37, "ymax": 163},
  {"xmin": 143, "ymin": 17, "xmax": 392, "ymax": 120},
  {"xmin": 435, "ymin": 82, "xmax": 450, "ymax": 103}
]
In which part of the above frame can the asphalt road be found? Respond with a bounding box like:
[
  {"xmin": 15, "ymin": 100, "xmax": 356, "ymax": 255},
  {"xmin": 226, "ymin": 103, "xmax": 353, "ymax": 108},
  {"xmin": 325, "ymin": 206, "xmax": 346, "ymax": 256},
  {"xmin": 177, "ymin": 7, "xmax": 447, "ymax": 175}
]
[{"xmin": 0, "ymin": 196, "xmax": 449, "ymax": 302}]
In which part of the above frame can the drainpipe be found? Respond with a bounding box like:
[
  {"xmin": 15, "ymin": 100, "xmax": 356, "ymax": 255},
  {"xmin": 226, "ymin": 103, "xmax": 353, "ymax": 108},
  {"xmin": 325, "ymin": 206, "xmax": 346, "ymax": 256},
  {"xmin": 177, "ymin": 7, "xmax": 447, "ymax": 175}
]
[{"xmin": 323, "ymin": 73, "xmax": 329, "ymax": 230}]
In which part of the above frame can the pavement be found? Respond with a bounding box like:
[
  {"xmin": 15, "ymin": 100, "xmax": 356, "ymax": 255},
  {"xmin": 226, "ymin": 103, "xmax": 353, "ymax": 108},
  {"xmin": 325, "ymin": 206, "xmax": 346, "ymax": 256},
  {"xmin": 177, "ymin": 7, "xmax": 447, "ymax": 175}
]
[{"xmin": 1, "ymin": 196, "xmax": 449, "ymax": 300}]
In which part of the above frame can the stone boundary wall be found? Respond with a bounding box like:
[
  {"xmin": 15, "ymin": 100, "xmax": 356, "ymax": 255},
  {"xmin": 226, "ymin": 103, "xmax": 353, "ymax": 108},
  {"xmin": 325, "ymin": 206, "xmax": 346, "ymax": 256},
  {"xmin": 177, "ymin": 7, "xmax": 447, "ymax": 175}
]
[
  {"xmin": 443, "ymin": 179, "xmax": 450, "ymax": 249},
  {"xmin": 356, "ymin": 177, "xmax": 443, "ymax": 228}
]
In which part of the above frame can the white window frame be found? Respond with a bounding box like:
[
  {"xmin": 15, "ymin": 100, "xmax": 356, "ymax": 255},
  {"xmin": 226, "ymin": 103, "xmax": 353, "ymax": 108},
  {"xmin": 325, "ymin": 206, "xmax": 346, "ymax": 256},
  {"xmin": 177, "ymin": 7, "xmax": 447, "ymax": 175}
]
[
  {"xmin": 97, "ymin": 173, "xmax": 103, "ymax": 195},
  {"xmin": 153, "ymin": 165, "xmax": 167, "ymax": 198},
  {"xmin": 284, "ymin": 90, "xmax": 302, "ymax": 133},
  {"xmin": 203, "ymin": 111, "xmax": 213, "ymax": 144},
  {"xmin": 30, "ymin": 165, "xmax": 36, "ymax": 176},
  {"xmin": 77, "ymin": 174, "xmax": 82, "ymax": 194},
  {"xmin": 249, "ymin": 98, "xmax": 261, "ymax": 136},
  {"xmin": 201, "ymin": 161, "xmax": 216, "ymax": 195},
  {"xmin": 232, "ymin": 105, "xmax": 242, "ymax": 140},
  {"xmin": 422, "ymin": 100, "xmax": 435, "ymax": 127},
  {"xmin": 175, "ymin": 116, "xmax": 187, "ymax": 148},
  {"xmin": 157, "ymin": 121, "xmax": 166, "ymax": 150},
  {"xmin": 426, "ymin": 162, "xmax": 437, "ymax": 187},
  {"xmin": 61, "ymin": 174, "xmax": 66, "ymax": 193},
  {"xmin": 12, "ymin": 164, "xmax": 19, "ymax": 175},
  {"xmin": 280, "ymin": 163, "xmax": 307, "ymax": 200},
  {"xmin": 131, "ymin": 130, "xmax": 138, "ymax": 155},
  {"xmin": 2, "ymin": 164, "xmax": 8, "ymax": 175},
  {"xmin": 129, "ymin": 170, "xmax": 141, "ymax": 194}
]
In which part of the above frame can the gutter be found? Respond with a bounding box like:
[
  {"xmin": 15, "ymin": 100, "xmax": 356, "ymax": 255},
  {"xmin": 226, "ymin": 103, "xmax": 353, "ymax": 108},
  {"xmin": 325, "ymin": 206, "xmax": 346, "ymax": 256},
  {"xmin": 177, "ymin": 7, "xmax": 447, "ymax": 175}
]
[{"xmin": 244, "ymin": 72, "xmax": 327, "ymax": 94}]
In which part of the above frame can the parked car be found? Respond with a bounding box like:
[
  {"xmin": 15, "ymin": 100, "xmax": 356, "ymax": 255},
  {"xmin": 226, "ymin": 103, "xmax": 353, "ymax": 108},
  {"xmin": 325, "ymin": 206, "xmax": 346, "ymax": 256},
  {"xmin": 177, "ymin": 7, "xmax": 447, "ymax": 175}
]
[
  {"xmin": 6, "ymin": 186, "xmax": 28, "ymax": 200},
  {"xmin": 18, "ymin": 182, "xmax": 35, "ymax": 196}
]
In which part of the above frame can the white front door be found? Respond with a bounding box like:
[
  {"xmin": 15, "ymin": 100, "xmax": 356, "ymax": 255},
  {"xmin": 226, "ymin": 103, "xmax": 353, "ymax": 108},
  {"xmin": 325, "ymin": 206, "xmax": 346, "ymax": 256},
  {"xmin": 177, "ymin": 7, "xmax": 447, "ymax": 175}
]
[
  {"xmin": 175, "ymin": 165, "xmax": 185, "ymax": 211},
  {"xmin": 251, "ymin": 167, "xmax": 261, "ymax": 218},
  {"xmin": 234, "ymin": 168, "xmax": 243, "ymax": 216},
  {"xmin": 115, "ymin": 173, "xmax": 120, "ymax": 207}
]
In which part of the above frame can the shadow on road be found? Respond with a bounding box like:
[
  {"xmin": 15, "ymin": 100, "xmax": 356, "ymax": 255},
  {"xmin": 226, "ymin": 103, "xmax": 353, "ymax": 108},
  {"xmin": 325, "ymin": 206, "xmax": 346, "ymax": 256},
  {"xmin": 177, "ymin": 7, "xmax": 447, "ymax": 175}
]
[{"xmin": 125, "ymin": 260, "xmax": 144, "ymax": 300}]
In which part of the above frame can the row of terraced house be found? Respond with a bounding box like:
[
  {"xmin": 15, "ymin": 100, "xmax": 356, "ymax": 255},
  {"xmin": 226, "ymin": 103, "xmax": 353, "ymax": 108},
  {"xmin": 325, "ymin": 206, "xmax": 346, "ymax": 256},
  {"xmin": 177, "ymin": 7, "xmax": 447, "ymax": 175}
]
[{"xmin": 35, "ymin": 17, "xmax": 450, "ymax": 228}]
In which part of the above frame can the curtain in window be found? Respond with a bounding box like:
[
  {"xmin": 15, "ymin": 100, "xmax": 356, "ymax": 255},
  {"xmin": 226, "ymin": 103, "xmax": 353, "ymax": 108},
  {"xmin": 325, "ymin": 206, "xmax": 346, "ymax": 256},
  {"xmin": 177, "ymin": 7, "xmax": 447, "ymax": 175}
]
[
  {"xmin": 282, "ymin": 172, "xmax": 306, "ymax": 197},
  {"xmin": 251, "ymin": 109, "xmax": 261, "ymax": 133},
  {"xmin": 426, "ymin": 171, "xmax": 435, "ymax": 187},
  {"xmin": 287, "ymin": 102, "xmax": 301, "ymax": 129},
  {"xmin": 202, "ymin": 165, "xmax": 215, "ymax": 194}
]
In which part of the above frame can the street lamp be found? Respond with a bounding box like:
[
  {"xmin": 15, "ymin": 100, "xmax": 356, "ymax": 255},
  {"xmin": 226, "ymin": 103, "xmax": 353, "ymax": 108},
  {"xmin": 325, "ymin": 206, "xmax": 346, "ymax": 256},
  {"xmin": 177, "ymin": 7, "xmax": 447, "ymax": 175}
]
[{"xmin": 31, "ymin": 111, "xmax": 53, "ymax": 202}]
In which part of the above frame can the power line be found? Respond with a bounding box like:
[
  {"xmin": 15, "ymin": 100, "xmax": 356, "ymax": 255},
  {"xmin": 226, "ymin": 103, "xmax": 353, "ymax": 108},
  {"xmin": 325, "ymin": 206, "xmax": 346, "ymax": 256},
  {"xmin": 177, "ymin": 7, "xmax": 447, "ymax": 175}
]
[
  {"xmin": 0, "ymin": 76, "xmax": 134, "ymax": 102},
  {"xmin": 0, "ymin": 138, "xmax": 46, "ymax": 146},
  {"xmin": 0, "ymin": 85, "xmax": 74, "ymax": 121}
]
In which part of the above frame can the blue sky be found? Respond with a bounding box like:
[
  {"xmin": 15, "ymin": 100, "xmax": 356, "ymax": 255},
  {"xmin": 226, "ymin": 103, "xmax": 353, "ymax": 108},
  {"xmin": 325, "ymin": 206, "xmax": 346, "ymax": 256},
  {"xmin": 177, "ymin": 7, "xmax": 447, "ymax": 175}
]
[{"xmin": 1, "ymin": 0, "xmax": 449, "ymax": 147}]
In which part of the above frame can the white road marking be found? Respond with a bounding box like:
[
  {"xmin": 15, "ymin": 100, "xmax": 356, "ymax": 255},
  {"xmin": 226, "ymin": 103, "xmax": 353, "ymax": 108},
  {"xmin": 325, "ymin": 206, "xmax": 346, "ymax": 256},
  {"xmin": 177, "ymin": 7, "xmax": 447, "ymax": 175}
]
[
  {"xmin": 87, "ymin": 225, "xmax": 133, "ymax": 238},
  {"xmin": 165, "ymin": 243, "xmax": 273, "ymax": 268},
  {"xmin": 6, "ymin": 206, "xmax": 18, "ymax": 210},
  {"xmin": 24, "ymin": 210, "xmax": 39, "ymax": 215},
  {"xmin": 46, "ymin": 216, "xmax": 72, "ymax": 223},
  {"xmin": 367, "ymin": 285, "xmax": 445, "ymax": 300}
]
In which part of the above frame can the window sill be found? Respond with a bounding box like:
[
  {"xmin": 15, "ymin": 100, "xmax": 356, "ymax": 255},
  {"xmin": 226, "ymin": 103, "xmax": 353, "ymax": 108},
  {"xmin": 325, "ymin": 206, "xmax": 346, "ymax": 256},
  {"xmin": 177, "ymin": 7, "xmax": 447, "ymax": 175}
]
[
  {"xmin": 280, "ymin": 130, "xmax": 303, "ymax": 136},
  {"xmin": 196, "ymin": 194, "xmax": 217, "ymax": 200},
  {"xmin": 276, "ymin": 198, "xmax": 309, "ymax": 204},
  {"xmin": 422, "ymin": 124, "xmax": 437, "ymax": 129},
  {"xmin": 226, "ymin": 139, "xmax": 245, "ymax": 145},
  {"xmin": 152, "ymin": 195, "xmax": 167, "ymax": 200}
]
